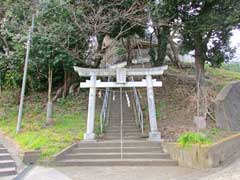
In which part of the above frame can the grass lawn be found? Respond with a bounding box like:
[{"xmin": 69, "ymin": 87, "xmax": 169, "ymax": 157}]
[
  {"xmin": 0, "ymin": 92, "xmax": 88, "ymax": 160},
  {"xmin": 168, "ymin": 62, "xmax": 240, "ymax": 92},
  {"xmin": 206, "ymin": 65, "xmax": 240, "ymax": 92},
  {"xmin": 206, "ymin": 65, "xmax": 240, "ymax": 82}
]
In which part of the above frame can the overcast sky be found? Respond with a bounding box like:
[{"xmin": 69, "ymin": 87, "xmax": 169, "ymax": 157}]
[{"xmin": 231, "ymin": 29, "xmax": 240, "ymax": 62}]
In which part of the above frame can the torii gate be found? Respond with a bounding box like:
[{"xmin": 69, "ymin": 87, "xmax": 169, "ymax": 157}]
[{"xmin": 74, "ymin": 66, "xmax": 168, "ymax": 141}]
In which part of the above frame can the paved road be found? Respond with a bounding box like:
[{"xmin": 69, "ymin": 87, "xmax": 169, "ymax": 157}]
[
  {"xmin": 1, "ymin": 157, "xmax": 240, "ymax": 180},
  {"xmin": 24, "ymin": 166, "xmax": 72, "ymax": 180},
  {"xmin": 199, "ymin": 159, "xmax": 240, "ymax": 180},
  {"xmin": 57, "ymin": 166, "xmax": 201, "ymax": 180},
  {"xmin": 172, "ymin": 156, "xmax": 240, "ymax": 180}
]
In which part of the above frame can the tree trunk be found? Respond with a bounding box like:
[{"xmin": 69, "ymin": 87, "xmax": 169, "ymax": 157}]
[
  {"xmin": 63, "ymin": 71, "xmax": 68, "ymax": 99},
  {"xmin": 126, "ymin": 38, "xmax": 132, "ymax": 66},
  {"xmin": 46, "ymin": 66, "xmax": 54, "ymax": 126},
  {"xmin": 168, "ymin": 36, "xmax": 181, "ymax": 69},
  {"xmin": 155, "ymin": 27, "xmax": 170, "ymax": 66},
  {"xmin": 0, "ymin": 70, "xmax": 2, "ymax": 95},
  {"xmin": 53, "ymin": 86, "xmax": 64, "ymax": 102},
  {"xmin": 195, "ymin": 37, "xmax": 207, "ymax": 118},
  {"xmin": 149, "ymin": 32, "xmax": 156, "ymax": 65}
]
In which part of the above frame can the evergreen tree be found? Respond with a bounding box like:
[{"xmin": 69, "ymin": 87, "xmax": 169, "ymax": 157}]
[{"xmin": 178, "ymin": 0, "xmax": 240, "ymax": 116}]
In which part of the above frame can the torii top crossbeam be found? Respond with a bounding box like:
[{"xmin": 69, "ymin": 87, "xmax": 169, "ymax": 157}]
[{"xmin": 74, "ymin": 66, "xmax": 168, "ymax": 77}]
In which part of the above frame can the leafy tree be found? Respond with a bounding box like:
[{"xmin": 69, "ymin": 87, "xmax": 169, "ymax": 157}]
[
  {"xmin": 149, "ymin": 0, "xmax": 178, "ymax": 66},
  {"xmin": 108, "ymin": 0, "xmax": 147, "ymax": 66},
  {"xmin": 0, "ymin": 1, "xmax": 33, "ymax": 90},
  {"xmin": 31, "ymin": 0, "xmax": 88, "ymax": 125},
  {"xmin": 0, "ymin": 0, "xmax": 89, "ymax": 125},
  {"xmin": 71, "ymin": 0, "xmax": 148, "ymax": 67},
  {"xmin": 178, "ymin": 0, "xmax": 240, "ymax": 116}
]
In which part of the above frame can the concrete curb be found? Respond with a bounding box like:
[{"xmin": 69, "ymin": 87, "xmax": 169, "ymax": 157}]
[{"xmin": 162, "ymin": 133, "xmax": 240, "ymax": 169}]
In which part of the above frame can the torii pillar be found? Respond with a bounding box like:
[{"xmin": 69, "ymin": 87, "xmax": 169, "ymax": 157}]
[
  {"xmin": 146, "ymin": 75, "xmax": 161, "ymax": 140},
  {"xmin": 85, "ymin": 75, "xmax": 97, "ymax": 140}
]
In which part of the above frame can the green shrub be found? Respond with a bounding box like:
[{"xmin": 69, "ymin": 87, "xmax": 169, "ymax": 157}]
[{"xmin": 177, "ymin": 132, "xmax": 212, "ymax": 148}]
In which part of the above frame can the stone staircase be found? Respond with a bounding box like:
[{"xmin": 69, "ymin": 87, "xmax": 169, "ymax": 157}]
[
  {"xmin": 0, "ymin": 144, "xmax": 17, "ymax": 177},
  {"xmin": 54, "ymin": 90, "xmax": 178, "ymax": 166},
  {"xmin": 54, "ymin": 140, "xmax": 177, "ymax": 166},
  {"xmin": 104, "ymin": 91, "xmax": 141, "ymax": 140}
]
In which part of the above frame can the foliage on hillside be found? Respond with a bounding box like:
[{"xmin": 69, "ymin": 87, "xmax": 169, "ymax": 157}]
[{"xmin": 0, "ymin": 91, "xmax": 88, "ymax": 159}]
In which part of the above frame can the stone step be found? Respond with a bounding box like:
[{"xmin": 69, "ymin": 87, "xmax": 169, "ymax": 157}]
[
  {"xmin": 108, "ymin": 123, "xmax": 137, "ymax": 126},
  {"xmin": 105, "ymin": 137, "xmax": 141, "ymax": 140},
  {"xmin": 0, "ymin": 149, "xmax": 8, "ymax": 153},
  {"xmin": 109, "ymin": 125, "xmax": 138, "ymax": 129},
  {"xmin": 108, "ymin": 118, "xmax": 135, "ymax": 120},
  {"xmin": 77, "ymin": 141, "xmax": 162, "ymax": 148},
  {"xmin": 72, "ymin": 147, "xmax": 163, "ymax": 153},
  {"xmin": 0, "ymin": 160, "xmax": 16, "ymax": 168},
  {"xmin": 109, "ymin": 112, "xmax": 134, "ymax": 114},
  {"xmin": 109, "ymin": 122, "xmax": 137, "ymax": 125},
  {"xmin": 104, "ymin": 132, "xmax": 141, "ymax": 136},
  {"xmin": 108, "ymin": 118, "xmax": 135, "ymax": 121},
  {"xmin": 104, "ymin": 134, "xmax": 141, "ymax": 138},
  {"xmin": 105, "ymin": 129, "xmax": 140, "ymax": 133},
  {"xmin": 108, "ymin": 125, "xmax": 136, "ymax": 128},
  {"xmin": 0, "ymin": 167, "xmax": 17, "ymax": 177},
  {"xmin": 55, "ymin": 159, "xmax": 178, "ymax": 166},
  {"xmin": 0, "ymin": 154, "xmax": 12, "ymax": 160},
  {"xmin": 108, "ymin": 125, "xmax": 137, "ymax": 128},
  {"xmin": 65, "ymin": 152, "xmax": 170, "ymax": 159},
  {"xmin": 109, "ymin": 113, "xmax": 134, "ymax": 115},
  {"xmin": 104, "ymin": 136, "xmax": 142, "ymax": 140},
  {"xmin": 107, "ymin": 126, "xmax": 140, "ymax": 129},
  {"xmin": 106, "ymin": 129, "xmax": 139, "ymax": 133},
  {"xmin": 109, "ymin": 121, "xmax": 136, "ymax": 125},
  {"xmin": 109, "ymin": 114, "xmax": 134, "ymax": 116},
  {"xmin": 108, "ymin": 121, "xmax": 136, "ymax": 123},
  {"xmin": 106, "ymin": 129, "xmax": 140, "ymax": 133},
  {"xmin": 109, "ymin": 112, "xmax": 133, "ymax": 114}
]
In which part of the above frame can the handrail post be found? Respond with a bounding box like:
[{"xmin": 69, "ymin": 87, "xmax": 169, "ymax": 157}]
[
  {"xmin": 131, "ymin": 77, "xmax": 144, "ymax": 134},
  {"xmin": 100, "ymin": 77, "xmax": 111, "ymax": 134}
]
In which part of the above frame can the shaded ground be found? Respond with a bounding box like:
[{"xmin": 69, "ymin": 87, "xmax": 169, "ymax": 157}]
[{"xmin": 56, "ymin": 166, "xmax": 201, "ymax": 180}]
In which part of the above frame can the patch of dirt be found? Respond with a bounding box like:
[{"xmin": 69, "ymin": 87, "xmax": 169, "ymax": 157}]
[{"xmin": 138, "ymin": 69, "xmax": 219, "ymax": 142}]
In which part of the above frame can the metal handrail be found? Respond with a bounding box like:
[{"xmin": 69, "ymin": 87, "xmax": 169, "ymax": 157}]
[
  {"xmin": 131, "ymin": 78, "xmax": 144, "ymax": 134},
  {"xmin": 100, "ymin": 77, "xmax": 111, "ymax": 134}
]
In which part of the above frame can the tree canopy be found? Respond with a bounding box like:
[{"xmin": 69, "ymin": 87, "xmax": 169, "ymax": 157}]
[{"xmin": 0, "ymin": 0, "xmax": 239, "ymax": 93}]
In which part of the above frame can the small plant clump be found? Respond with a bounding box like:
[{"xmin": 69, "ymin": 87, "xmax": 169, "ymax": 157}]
[{"xmin": 177, "ymin": 132, "xmax": 212, "ymax": 148}]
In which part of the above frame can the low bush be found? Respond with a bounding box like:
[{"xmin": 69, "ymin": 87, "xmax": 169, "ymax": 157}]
[{"xmin": 177, "ymin": 132, "xmax": 212, "ymax": 148}]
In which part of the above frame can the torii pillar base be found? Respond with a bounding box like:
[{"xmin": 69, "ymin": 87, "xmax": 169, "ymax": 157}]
[
  {"xmin": 84, "ymin": 133, "xmax": 96, "ymax": 141},
  {"xmin": 148, "ymin": 131, "xmax": 161, "ymax": 141}
]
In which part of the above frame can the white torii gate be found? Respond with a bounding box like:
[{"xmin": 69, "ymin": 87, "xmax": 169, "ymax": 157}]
[{"xmin": 74, "ymin": 66, "xmax": 168, "ymax": 141}]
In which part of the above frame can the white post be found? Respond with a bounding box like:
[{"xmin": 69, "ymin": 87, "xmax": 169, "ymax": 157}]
[
  {"xmin": 146, "ymin": 75, "xmax": 161, "ymax": 141},
  {"xmin": 84, "ymin": 75, "xmax": 97, "ymax": 140},
  {"xmin": 16, "ymin": 15, "xmax": 35, "ymax": 133}
]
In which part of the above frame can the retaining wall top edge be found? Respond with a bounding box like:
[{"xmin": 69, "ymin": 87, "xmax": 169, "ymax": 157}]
[{"xmin": 164, "ymin": 133, "xmax": 240, "ymax": 149}]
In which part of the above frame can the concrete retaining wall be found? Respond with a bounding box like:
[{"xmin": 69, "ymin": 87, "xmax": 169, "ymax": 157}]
[{"xmin": 162, "ymin": 133, "xmax": 240, "ymax": 169}]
